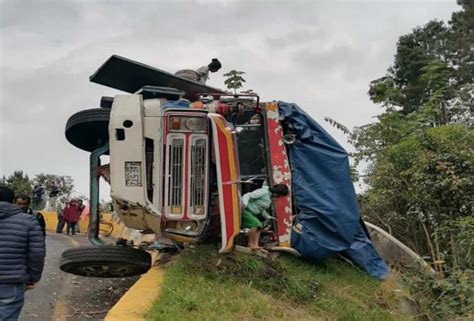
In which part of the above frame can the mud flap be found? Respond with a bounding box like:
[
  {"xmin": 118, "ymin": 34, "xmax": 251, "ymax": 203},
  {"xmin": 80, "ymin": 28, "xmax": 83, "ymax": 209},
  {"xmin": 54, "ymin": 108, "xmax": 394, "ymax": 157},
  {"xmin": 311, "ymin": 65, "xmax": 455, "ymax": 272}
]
[{"xmin": 208, "ymin": 113, "xmax": 240, "ymax": 253}]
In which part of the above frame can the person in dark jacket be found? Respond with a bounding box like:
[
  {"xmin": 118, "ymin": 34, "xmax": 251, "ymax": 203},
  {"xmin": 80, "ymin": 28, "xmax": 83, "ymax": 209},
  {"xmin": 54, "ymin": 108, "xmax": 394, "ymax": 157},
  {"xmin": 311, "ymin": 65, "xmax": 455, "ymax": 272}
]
[
  {"xmin": 31, "ymin": 185, "xmax": 45, "ymax": 210},
  {"xmin": 48, "ymin": 182, "xmax": 60, "ymax": 211},
  {"xmin": 75, "ymin": 199, "xmax": 85, "ymax": 233},
  {"xmin": 56, "ymin": 201, "xmax": 65, "ymax": 233},
  {"xmin": 14, "ymin": 194, "xmax": 47, "ymax": 236},
  {"xmin": 0, "ymin": 185, "xmax": 46, "ymax": 321}
]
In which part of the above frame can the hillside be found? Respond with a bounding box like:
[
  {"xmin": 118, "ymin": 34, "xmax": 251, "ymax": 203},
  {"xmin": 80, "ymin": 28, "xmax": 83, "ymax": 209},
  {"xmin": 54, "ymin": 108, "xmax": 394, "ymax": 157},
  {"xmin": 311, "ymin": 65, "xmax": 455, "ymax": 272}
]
[{"xmin": 146, "ymin": 244, "xmax": 412, "ymax": 321}]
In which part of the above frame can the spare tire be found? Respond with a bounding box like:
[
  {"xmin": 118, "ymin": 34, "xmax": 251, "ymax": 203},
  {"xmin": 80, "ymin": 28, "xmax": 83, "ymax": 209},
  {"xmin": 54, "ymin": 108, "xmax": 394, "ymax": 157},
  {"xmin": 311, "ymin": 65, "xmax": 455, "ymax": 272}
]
[
  {"xmin": 60, "ymin": 245, "xmax": 151, "ymax": 278},
  {"xmin": 65, "ymin": 108, "xmax": 110, "ymax": 152}
]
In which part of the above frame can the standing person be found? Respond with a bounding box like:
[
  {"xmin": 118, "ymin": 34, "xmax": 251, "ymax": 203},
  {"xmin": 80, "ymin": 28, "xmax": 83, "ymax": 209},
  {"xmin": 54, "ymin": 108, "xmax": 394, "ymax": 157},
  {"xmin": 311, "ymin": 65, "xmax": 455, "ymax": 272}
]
[
  {"xmin": 76, "ymin": 199, "xmax": 86, "ymax": 234},
  {"xmin": 48, "ymin": 182, "xmax": 60, "ymax": 211},
  {"xmin": 14, "ymin": 194, "xmax": 47, "ymax": 236},
  {"xmin": 31, "ymin": 185, "xmax": 45, "ymax": 210},
  {"xmin": 56, "ymin": 201, "xmax": 65, "ymax": 234},
  {"xmin": 241, "ymin": 184, "xmax": 289, "ymax": 252},
  {"xmin": 0, "ymin": 185, "xmax": 46, "ymax": 321},
  {"xmin": 63, "ymin": 199, "xmax": 81, "ymax": 236}
]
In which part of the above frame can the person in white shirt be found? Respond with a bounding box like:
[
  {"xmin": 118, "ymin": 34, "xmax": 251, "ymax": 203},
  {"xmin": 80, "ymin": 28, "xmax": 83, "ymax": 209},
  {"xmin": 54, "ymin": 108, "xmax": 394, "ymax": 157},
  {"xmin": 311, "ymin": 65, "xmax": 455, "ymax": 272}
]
[
  {"xmin": 195, "ymin": 58, "xmax": 221, "ymax": 84},
  {"xmin": 175, "ymin": 58, "xmax": 222, "ymax": 84}
]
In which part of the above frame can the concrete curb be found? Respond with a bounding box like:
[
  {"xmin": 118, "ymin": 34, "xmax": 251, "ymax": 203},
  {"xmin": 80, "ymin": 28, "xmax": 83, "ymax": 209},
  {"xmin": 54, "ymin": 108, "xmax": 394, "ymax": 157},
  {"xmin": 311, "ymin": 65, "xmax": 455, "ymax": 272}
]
[{"xmin": 104, "ymin": 265, "xmax": 165, "ymax": 321}]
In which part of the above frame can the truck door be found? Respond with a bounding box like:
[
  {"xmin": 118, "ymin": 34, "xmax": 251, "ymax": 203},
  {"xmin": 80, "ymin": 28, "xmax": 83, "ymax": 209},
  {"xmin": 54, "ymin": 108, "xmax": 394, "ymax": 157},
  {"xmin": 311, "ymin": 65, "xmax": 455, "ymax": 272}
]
[{"xmin": 208, "ymin": 113, "xmax": 241, "ymax": 253}]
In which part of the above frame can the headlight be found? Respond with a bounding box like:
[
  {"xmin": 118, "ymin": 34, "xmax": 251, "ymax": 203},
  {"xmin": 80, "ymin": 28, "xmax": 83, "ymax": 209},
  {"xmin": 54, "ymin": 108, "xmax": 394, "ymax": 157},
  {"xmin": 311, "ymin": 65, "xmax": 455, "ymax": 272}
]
[
  {"xmin": 176, "ymin": 221, "xmax": 198, "ymax": 232},
  {"xmin": 185, "ymin": 118, "xmax": 207, "ymax": 132},
  {"xmin": 165, "ymin": 220, "xmax": 201, "ymax": 237}
]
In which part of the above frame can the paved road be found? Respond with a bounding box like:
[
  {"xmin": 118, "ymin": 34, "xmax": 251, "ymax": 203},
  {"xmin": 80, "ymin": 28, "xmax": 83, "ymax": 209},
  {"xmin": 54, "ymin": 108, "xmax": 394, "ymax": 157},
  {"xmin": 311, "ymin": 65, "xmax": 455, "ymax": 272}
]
[
  {"xmin": 19, "ymin": 233, "xmax": 138, "ymax": 321},
  {"xmin": 19, "ymin": 234, "xmax": 87, "ymax": 321}
]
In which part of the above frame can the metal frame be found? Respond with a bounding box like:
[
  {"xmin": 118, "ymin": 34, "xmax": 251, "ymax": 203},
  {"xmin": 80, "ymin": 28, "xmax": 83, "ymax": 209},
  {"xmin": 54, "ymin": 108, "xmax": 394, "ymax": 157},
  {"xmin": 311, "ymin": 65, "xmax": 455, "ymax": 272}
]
[{"xmin": 89, "ymin": 143, "xmax": 109, "ymax": 245}]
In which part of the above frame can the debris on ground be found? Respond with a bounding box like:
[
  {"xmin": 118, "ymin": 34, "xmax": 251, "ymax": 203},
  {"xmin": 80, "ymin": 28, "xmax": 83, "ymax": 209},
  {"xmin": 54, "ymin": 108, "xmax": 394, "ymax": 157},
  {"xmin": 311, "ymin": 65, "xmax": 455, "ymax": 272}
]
[{"xmin": 64, "ymin": 275, "xmax": 139, "ymax": 320}]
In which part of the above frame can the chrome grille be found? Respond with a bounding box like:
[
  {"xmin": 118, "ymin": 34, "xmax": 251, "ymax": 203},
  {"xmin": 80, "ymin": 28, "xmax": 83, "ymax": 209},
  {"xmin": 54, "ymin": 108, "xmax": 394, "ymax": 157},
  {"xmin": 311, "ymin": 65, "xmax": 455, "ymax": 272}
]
[
  {"xmin": 190, "ymin": 138, "xmax": 206, "ymax": 213},
  {"xmin": 168, "ymin": 138, "xmax": 184, "ymax": 213}
]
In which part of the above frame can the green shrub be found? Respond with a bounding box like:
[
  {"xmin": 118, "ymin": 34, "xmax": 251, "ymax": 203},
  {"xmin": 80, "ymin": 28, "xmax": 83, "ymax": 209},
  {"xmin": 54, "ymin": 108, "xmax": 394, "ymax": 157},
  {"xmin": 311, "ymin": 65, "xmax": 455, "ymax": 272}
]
[{"xmin": 403, "ymin": 264, "xmax": 474, "ymax": 319}]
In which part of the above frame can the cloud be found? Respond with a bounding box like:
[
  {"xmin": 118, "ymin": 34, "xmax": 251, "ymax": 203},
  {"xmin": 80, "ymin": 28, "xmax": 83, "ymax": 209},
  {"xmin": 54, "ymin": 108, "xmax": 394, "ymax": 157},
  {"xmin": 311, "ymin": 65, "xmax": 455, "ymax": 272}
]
[
  {"xmin": 0, "ymin": 0, "xmax": 460, "ymax": 197},
  {"xmin": 0, "ymin": 0, "xmax": 81, "ymax": 30}
]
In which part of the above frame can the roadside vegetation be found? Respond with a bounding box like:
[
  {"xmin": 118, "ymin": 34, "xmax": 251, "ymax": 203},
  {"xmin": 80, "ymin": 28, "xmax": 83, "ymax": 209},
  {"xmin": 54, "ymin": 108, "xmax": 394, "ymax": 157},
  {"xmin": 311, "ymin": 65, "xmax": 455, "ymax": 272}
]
[
  {"xmin": 146, "ymin": 244, "xmax": 408, "ymax": 321},
  {"xmin": 326, "ymin": 1, "xmax": 473, "ymax": 319},
  {"xmin": 1, "ymin": 171, "xmax": 74, "ymax": 199},
  {"xmin": 148, "ymin": 3, "xmax": 473, "ymax": 320}
]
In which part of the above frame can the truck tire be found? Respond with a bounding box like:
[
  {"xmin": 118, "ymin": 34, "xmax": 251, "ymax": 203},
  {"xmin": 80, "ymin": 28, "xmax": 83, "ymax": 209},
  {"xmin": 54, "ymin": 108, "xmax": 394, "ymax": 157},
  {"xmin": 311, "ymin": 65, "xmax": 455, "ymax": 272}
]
[
  {"xmin": 65, "ymin": 108, "xmax": 110, "ymax": 152},
  {"xmin": 60, "ymin": 245, "xmax": 151, "ymax": 278}
]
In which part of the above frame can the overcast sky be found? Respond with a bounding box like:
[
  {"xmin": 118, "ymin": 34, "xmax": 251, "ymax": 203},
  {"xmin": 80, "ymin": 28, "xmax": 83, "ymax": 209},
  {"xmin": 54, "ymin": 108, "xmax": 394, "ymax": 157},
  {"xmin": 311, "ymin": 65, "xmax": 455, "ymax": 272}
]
[{"xmin": 0, "ymin": 0, "xmax": 459, "ymax": 200}]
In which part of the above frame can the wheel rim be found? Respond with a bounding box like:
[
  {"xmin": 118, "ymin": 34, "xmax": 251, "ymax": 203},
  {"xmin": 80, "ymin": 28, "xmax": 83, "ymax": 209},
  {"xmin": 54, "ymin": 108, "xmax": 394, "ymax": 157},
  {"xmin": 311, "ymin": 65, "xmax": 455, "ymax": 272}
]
[
  {"xmin": 79, "ymin": 264, "xmax": 137, "ymax": 277},
  {"xmin": 62, "ymin": 261, "xmax": 149, "ymax": 277},
  {"xmin": 60, "ymin": 245, "xmax": 151, "ymax": 278}
]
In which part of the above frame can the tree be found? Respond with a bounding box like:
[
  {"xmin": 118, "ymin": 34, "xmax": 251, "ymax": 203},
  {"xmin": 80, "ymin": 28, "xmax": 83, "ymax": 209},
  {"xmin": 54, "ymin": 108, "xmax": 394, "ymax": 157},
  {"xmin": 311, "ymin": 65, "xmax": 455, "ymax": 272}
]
[
  {"xmin": 32, "ymin": 173, "xmax": 74, "ymax": 199},
  {"xmin": 360, "ymin": 126, "xmax": 473, "ymax": 262},
  {"xmin": 2, "ymin": 171, "xmax": 32, "ymax": 196},
  {"xmin": 359, "ymin": 3, "xmax": 473, "ymax": 267},
  {"xmin": 325, "ymin": 3, "xmax": 473, "ymax": 318},
  {"xmin": 328, "ymin": 0, "xmax": 473, "ymax": 270},
  {"xmin": 368, "ymin": 5, "xmax": 473, "ymax": 122},
  {"xmin": 223, "ymin": 70, "xmax": 246, "ymax": 94}
]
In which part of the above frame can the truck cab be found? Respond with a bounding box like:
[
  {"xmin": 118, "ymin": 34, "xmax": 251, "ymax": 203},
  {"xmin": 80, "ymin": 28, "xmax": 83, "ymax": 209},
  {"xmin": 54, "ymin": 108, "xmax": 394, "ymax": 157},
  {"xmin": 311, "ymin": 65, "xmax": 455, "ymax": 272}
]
[
  {"xmin": 61, "ymin": 60, "xmax": 293, "ymax": 277},
  {"xmin": 107, "ymin": 90, "xmax": 292, "ymax": 253}
]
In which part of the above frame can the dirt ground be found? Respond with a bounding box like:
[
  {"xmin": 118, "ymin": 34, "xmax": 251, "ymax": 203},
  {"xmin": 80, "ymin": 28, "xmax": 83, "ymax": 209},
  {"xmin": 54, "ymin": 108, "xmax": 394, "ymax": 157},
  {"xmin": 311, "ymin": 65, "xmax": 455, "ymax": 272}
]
[{"xmin": 65, "ymin": 275, "xmax": 139, "ymax": 320}]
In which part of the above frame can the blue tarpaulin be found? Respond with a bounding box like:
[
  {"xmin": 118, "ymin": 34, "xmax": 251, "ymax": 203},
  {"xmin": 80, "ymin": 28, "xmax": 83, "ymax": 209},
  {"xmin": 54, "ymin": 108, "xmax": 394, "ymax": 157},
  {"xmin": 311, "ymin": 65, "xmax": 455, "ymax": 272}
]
[{"xmin": 278, "ymin": 102, "xmax": 388, "ymax": 280}]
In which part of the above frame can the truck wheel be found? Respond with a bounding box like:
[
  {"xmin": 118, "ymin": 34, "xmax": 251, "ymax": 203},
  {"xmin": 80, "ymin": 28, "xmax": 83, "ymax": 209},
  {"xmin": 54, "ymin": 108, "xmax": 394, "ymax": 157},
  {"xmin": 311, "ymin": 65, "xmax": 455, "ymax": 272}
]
[
  {"xmin": 65, "ymin": 108, "xmax": 110, "ymax": 152},
  {"xmin": 60, "ymin": 246, "xmax": 151, "ymax": 278}
]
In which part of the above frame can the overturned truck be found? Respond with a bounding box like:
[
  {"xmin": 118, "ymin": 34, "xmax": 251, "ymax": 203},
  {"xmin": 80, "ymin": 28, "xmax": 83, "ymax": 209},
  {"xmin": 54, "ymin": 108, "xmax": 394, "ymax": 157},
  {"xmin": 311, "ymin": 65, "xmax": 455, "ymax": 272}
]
[{"xmin": 60, "ymin": 55, "xmax": 390, "ymax": 279}]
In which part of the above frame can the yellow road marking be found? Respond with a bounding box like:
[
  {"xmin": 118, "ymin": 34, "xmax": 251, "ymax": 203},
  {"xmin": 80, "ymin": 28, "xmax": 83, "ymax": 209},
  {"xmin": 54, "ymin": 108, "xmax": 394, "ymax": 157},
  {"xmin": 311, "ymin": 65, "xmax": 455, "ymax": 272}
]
[
  {"xmin": 51, "ymin": 235, "xmax": 79, "ymax": 321},
  {"xmin": 68, "ymin": 238, "xmax": 80, "ymax": 248}
]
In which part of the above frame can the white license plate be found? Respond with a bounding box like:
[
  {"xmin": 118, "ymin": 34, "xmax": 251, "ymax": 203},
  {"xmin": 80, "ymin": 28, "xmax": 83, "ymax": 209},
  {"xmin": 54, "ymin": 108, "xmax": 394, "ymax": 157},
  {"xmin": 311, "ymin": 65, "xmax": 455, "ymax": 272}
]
[{"xmin": 125, "ymin": 162, "xmax": 142, "ymax": 187}]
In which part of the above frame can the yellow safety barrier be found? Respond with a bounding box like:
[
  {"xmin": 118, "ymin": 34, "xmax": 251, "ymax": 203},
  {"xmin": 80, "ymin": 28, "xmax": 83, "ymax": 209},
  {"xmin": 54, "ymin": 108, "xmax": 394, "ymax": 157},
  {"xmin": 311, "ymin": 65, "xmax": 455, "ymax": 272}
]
[
  {"xmin": 41, "ymin": 211, "xmax": 113, "ymax": 234},
  {"xmin": 41, "ymin": 210, "xmax": 157, "ymax": 249}
]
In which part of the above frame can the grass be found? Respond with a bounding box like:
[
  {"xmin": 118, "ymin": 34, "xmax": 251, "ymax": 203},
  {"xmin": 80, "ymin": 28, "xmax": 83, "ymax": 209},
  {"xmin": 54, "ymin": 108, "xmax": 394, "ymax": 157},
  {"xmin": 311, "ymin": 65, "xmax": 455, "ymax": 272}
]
[{"xmin": 146, "ymin": 244, "xmax": 409, "ymax": 321}]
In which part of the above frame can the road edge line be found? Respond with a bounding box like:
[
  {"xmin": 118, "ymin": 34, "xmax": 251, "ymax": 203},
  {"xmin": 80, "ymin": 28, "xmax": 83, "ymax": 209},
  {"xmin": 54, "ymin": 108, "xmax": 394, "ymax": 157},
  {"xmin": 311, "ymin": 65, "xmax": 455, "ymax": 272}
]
[{"xmin": 50, "ymin": 235, "xmax": 80, "ymax": 321}]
